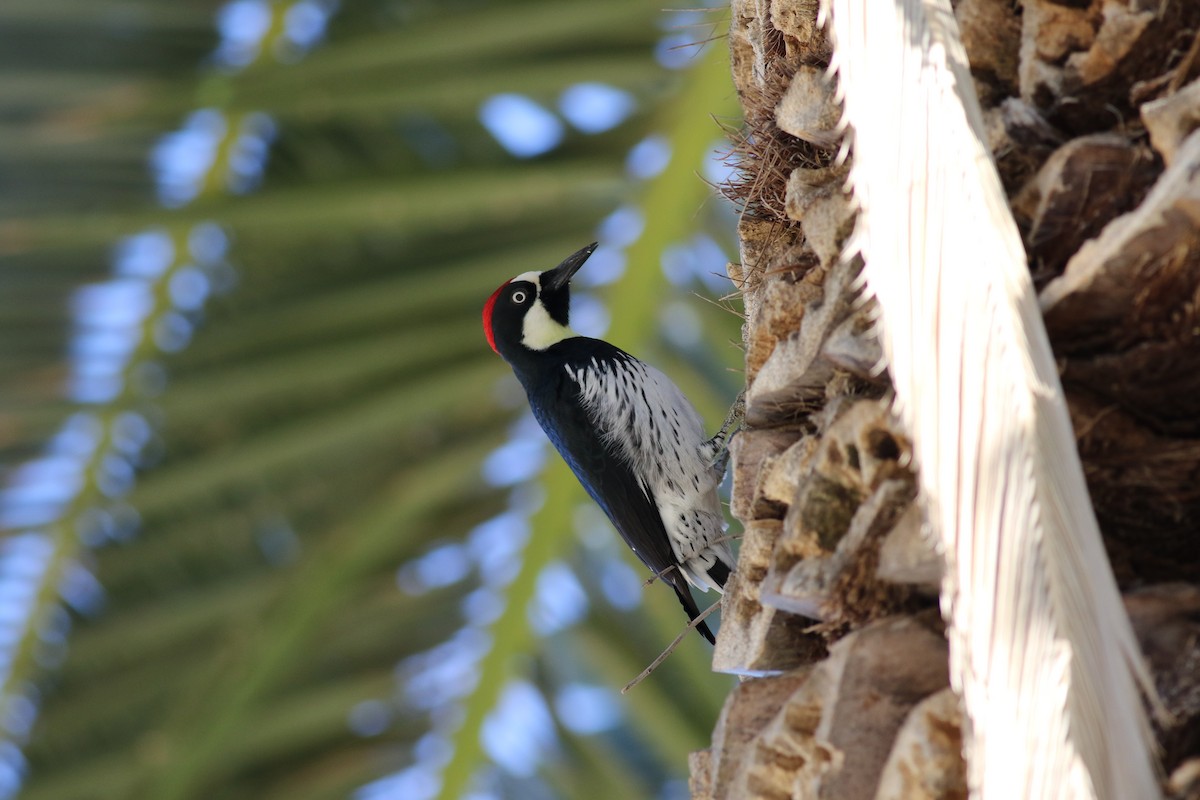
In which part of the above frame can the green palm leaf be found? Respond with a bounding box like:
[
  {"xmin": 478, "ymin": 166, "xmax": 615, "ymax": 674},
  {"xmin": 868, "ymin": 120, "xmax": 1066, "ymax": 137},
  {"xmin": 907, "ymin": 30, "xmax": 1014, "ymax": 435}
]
[{"xmin": 1, "ymin": 2, "xmax": 742, "ymax": 798}]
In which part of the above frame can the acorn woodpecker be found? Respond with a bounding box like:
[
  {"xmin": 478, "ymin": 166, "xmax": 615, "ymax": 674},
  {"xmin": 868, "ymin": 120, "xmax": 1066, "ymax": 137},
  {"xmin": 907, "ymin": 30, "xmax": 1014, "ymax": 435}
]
[{"xmin": 483, "ymin": 242, "xmax": 739, "ymax": 643}]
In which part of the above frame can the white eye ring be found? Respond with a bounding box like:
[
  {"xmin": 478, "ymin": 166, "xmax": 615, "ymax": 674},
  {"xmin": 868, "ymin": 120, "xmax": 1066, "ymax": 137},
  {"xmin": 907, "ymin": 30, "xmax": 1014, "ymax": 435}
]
[{"xmin": 511, "ymin": 290, "xmax": 528, "ymax": 304}]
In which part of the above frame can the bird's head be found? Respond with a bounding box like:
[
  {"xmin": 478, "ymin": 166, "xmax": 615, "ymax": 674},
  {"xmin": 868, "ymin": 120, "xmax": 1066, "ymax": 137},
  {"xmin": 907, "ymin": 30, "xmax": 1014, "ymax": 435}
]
[{"xmin": 483, "ymin": 242, "xmax": 597, "ymax": 360}]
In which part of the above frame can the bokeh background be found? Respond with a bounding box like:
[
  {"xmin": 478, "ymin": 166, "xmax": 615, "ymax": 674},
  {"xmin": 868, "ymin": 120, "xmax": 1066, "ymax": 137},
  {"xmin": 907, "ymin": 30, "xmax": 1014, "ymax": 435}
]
[{"xmin": 0, "ymin": 1, "xmax": 746, "ymax": 798}]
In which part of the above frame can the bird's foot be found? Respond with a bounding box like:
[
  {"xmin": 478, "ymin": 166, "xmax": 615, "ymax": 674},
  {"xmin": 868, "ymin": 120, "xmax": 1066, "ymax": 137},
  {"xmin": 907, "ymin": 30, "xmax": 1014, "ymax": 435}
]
[{"xmin": 702, "ymin": 390, "xmax": 746, "ymax": 473}]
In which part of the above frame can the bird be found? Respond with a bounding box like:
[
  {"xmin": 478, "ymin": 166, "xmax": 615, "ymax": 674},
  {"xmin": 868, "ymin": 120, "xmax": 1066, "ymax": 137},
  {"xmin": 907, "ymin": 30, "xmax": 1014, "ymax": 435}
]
[{"xmin": 482, "ymin": 242, "xmax": 740, "ymax": 643}]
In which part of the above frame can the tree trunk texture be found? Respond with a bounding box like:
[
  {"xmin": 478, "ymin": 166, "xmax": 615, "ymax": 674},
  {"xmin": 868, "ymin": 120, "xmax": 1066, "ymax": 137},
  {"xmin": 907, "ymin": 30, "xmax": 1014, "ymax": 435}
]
[{"xmin": 692, "ymin": 1, "xmax": 1200, "ymax": 798}]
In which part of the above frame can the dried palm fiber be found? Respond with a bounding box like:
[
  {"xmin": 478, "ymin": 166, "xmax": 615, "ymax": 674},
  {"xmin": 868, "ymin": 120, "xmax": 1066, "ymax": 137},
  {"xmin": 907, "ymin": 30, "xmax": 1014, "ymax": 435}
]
[{"xmin": 820, "ymin": 1, "xmax": 1160, "ymax": 798}]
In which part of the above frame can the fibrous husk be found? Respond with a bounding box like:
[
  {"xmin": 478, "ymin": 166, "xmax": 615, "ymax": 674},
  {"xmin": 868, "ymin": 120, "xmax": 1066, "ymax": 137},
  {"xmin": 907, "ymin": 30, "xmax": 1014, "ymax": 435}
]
[
  {"xmin": 713, "ymin": 519, "xmax": 825, "ymax": 676},
  {"xmin": 729, "ymin": 426, "xmax": 806, "ymax": 522},
  {"xmin": 875, "ymin": 501, "xmax": 941, "ymax": 592},
  {"xmin": 1066, "ymin": 391, "xmax": 1200, "ymax": 585},
  {"xmin": 1142, "ymin": 77, "xmax": 1200, "ymax": 166},
  {"xmin": 763, "ymin": 399, "xmax": 916, "ymax": 626},
  {"xmin": 707, "ymin": 616, "xmax": 950, "ymax": 800},
  {"xmin": 735, "ymin": 219, "xmax": 825, "ymax": 389},
  {"xmin": 1020, "ymin": 0, "xmax": 1200, "ymax": 133},
  {"xmin": 775, "ymin": 65, "xmax": 842, "ymax": 148},
  {"xmin": 1125, "ymin": 583, "xmax": 1200, "ymax": 776},
  {"xmin": 873, "ymin": 688, "xmax": 967, "ymax": 800},
  {"xmin": 697, "ymin": 667, "xmax": 815, "ymax": 799},
  {"xmin": 745, "ymin": 256, "xmax": 876, "ymax": 425},
  {"xmin": 764, "ymin": 478, "xmax": 916, "ymax": 625},
  {"xmin": 784, "ymin": 162, "xmax": 855, "ymax": 269},
  {"xmin": 955, "ymin": 0, "xmax": 1022, "ymax": 107},
  {"xmin": 1012, "ymin": 132, "xmax": 1158, "ymax": 284},
  {"xmin": 984, "ymin": 97, "xmax": 1065, "ymax": 195},
  {"xmin": 1041, "ymin": 129, "xmax": 1200, "ymax": 438}
]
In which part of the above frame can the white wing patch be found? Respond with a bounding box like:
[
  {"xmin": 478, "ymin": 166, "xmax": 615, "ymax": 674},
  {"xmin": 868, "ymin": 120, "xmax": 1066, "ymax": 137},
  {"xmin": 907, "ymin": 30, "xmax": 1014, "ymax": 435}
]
[{"xmin": 566, "ymin": 356, "xmax": 734, "ymax": 591}]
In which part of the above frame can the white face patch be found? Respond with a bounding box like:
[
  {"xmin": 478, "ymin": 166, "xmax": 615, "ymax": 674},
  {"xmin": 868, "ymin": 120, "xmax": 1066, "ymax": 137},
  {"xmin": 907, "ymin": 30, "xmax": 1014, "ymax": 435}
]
[{"xmin": 513, "ymin": 270, "xmax": 578, "ymax": 351}]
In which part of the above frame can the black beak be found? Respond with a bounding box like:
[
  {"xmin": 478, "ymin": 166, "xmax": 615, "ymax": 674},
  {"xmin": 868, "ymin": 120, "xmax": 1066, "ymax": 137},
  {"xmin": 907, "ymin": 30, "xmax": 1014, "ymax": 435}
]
[{"xmin": 542, "ymin": 242, "xmax": 598, "ymax": 292}]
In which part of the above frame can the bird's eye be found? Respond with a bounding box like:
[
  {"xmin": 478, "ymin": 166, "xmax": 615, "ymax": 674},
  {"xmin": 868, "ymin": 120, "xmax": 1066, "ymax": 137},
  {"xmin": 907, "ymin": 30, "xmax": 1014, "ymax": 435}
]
[{"xmin": 511, "ymin": 290, "xmax": 528, "ymax": 304}]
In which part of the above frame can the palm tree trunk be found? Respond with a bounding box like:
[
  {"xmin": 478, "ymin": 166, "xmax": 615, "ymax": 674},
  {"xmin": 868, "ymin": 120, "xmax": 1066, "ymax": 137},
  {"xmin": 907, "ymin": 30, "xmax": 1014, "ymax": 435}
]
[{"xmin": 694, "ymin": 0, "xmax": 1200, "ymax": 797}]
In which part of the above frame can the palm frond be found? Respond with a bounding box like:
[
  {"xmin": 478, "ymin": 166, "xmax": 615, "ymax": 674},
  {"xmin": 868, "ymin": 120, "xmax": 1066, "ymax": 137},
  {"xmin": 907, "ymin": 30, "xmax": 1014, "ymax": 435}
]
[
  {"xmin": 823, "ymin": 0, "xmax": 1159, "ymax": 797},
  {"xmin": 3, "ymin": 2, "xmax": 743, "ymax": 798}
]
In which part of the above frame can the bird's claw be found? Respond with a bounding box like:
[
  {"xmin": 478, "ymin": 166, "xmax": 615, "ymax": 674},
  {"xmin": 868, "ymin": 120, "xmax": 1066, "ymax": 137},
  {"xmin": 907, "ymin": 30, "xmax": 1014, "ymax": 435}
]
[{"xmin": 704, "ymin": 390, "xmax": 746, "ymax": 473}]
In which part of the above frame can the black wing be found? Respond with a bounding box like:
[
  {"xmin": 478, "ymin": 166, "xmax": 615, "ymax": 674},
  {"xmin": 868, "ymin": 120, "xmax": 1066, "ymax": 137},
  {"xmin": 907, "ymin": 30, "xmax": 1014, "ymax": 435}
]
[{"xmin": 525, "ymin": 354, "xmax": 715, "ymax": 643}]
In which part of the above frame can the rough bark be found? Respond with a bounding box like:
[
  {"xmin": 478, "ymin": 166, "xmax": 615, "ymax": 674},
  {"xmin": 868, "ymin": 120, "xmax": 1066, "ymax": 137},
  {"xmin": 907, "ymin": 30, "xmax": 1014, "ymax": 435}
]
[{"xmin": 696, "ymin": 1, "xmax": 1200, "ymax": 797}]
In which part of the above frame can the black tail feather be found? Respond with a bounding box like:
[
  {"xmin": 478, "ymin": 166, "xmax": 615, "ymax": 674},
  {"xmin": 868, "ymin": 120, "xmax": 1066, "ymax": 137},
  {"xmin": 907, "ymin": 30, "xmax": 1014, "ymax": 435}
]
[
  {"xmin": 667, "ymin": 570, "xmax": 716, "ymax": 644},
  {"xmin": 707, "ymin": 559, "xmax": 731, "ymax": 590}
]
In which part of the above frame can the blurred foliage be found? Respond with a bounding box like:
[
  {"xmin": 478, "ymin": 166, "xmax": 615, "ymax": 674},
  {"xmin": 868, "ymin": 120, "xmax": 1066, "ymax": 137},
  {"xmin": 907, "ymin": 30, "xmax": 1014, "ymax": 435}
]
[{"xmin": 0, "ymin": 1, "xmax": 742, "ymax": 799}]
